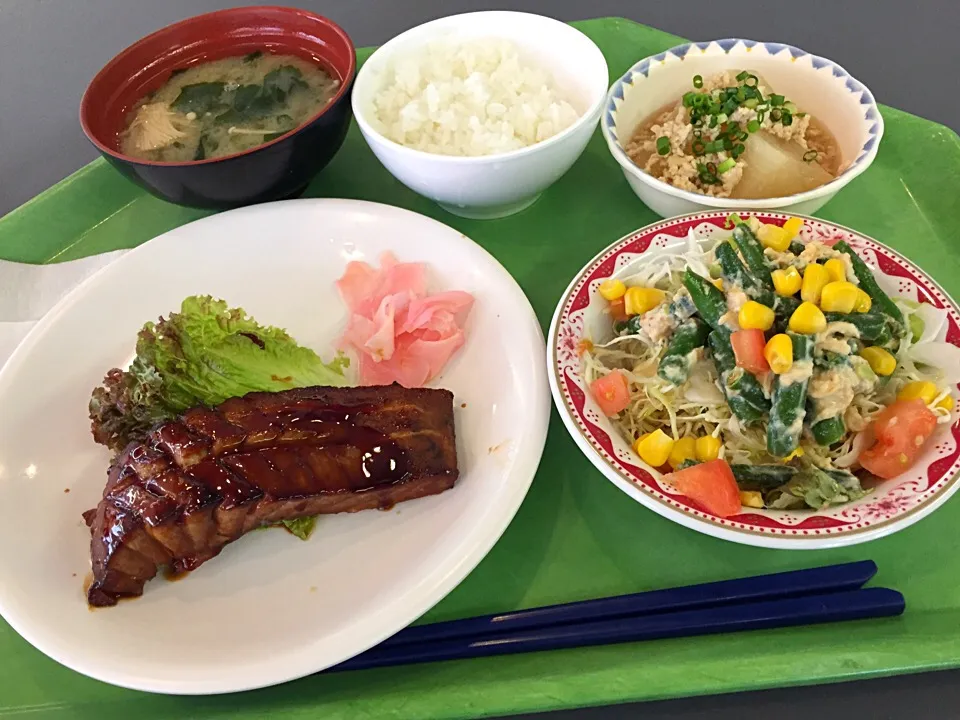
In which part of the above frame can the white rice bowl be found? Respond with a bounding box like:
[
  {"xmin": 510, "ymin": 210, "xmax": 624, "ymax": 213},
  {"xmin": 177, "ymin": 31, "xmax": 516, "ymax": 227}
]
[{"xmin": 370, "ymin": 37, "xmax": 581, "ymax": 157}]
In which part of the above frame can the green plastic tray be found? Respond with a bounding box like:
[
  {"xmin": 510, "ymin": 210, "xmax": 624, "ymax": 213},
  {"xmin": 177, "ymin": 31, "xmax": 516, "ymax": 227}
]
[{"xmin": 3, "ymin": 17, "xmax": 960, "ymax": 720}]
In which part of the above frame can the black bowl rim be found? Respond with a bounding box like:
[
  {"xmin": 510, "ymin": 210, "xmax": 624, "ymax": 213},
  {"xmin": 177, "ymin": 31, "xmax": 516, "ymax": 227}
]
[{"xmin": 78, "ymin": 5, "xmax": 357, "ymax": 168}]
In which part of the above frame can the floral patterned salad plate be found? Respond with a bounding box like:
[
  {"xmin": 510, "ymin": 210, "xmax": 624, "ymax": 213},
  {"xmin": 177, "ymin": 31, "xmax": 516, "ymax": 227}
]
[{"xmin": 548, "ymin": 211, "xmax": 960, "ymax": 549}]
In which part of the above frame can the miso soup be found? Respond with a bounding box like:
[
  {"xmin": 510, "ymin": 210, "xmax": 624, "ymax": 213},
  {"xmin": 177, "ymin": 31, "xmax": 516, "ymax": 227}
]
[{"xmin": 120, "ymin": 52, "xmax": 340, "ymax": 162}]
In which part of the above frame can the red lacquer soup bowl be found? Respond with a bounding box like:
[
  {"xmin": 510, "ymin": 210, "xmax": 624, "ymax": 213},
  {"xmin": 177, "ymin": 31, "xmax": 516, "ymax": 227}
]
[{"xmin": 80, "ymin": 6, "xmax": 356, "ymax": 209}]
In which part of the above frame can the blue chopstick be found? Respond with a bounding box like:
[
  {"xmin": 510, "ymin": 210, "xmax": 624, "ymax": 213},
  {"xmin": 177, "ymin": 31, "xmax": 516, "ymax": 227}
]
[
  {"xmin": 378, "ymin": 560, "xmax": 877, "ymax": 648},
  {"xmin": 333, "ymin": 587, "xmax": 903, "ymax": 672}
]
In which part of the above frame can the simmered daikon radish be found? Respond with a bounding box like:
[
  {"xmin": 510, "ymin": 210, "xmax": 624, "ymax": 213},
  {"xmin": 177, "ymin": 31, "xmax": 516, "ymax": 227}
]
[
  {"xmin": 625, "ymin": 70, "xmax": 843, "ymax": 199},
  {"xmin": 732, "ymin": 132, "xmax": 836, "ymax": 199}
]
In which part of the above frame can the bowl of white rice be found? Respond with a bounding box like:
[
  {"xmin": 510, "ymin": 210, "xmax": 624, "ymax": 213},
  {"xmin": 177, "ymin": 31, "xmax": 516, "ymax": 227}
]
[{"xmin": 351, "ymin": 11, "xmax": 609, "ymax": 219}]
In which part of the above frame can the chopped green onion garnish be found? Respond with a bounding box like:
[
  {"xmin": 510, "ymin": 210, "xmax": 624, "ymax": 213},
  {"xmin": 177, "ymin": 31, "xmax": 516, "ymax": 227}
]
[
  {"xmin": 744, "ymin": 74, "xmax": 759, "ymax": 87},
  {"xmin": 782, "ymin": 112, "xmax": 793, "ymax": 126},
  {"xmin": 803, "ymin": 149, "xmax": 819, "ymax": 162},
  {"xmin": 784, "ymin": 101, "xmax": 798, "ymax": 114},
  {"xmin": 722, "ymin": 137, "xmax": 734, "ymax": 151},
  {"xmin": 656, "ymin": 136, "xmax": 671, "ymax": 155},
  {"xmin": 692, "ymin": 139, "xmax": 707, "ymax": 156},
  {"xmin": 796, "ymin": 112, "xmax": 807, "ymax": 118},
  {"xmin": 747, "ymin": 119, "xmax": 761, "ymax": 133},
  {"xmin": 693, "ymin": 129, "xmax": 703, "ymax": 139},
  {"xmin": 693, "ymin": 74, "xmax": 704, "ymax": 88},
  {"xmin": 757, "ymin": 110, "xmax": 767, "ymax": 123},
  {"xmin": 736, "ymin": 70, "xmax": 749, "ymax": 81},
  {"xmin": 744, "ymin": 98, "xmax": 759, "ymax": 109},
  {"xmin": 682, "ymin": 92, "xmax": 697, "ymax": 107},
  {"xmin": 770, "ymin": 94, "xmax": 785, "ymax": 107},
  {"xmin": 709, "ymin": 115, "xmax": 718, "ymax": 128},
  {"xmin": 717, "ymin": 158, "xmax": 736, "ymax": 173},
  {"xmin": 716, "ymin": 113, "xmax": 728, "ymax": 124},
  {"xmin": 733, "ymin": 142, "xmax": 745, "ymax": 158},
  {"xmin": 735, "ymin": 87, "xmax": 746, "ymax": 102},
  {"xmin": 770, "ymin": 108, "xmax": 783, "ymax": 122}
]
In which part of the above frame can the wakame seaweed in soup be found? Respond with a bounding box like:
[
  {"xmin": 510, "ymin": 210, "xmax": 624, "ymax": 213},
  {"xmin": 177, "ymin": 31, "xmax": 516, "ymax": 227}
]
[{"xmin": 120, "ymin": 52, "xmax": 340, "ymax": 162}]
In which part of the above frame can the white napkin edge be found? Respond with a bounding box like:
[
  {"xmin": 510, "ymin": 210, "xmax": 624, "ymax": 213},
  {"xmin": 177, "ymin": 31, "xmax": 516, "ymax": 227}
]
[{"xmin": 0, "ymin": 251, "xmax": 127, "ymax": 369}]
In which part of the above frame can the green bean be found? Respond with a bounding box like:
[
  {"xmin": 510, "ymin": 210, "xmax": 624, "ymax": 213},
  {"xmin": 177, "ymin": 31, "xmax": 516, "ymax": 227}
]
[
  {"xmin": 767, "ymin": 332, "xmax": 813, "ymax": 457},
  {"xmin": 834, "ymin": 240, "xmax": 906, "ymax": 339},
  {"xmin": 814, "ymin": 350, "xmax": 851, "ymax": 370},
  {"xmin": 811, "ymin": 415, "xmax": 846, "ymax": 446},
  {"xmin": 732, "ymin": 225, "xmax": 775, "ymax": 291},
  {"xmin": 614, "ymin": 315, "xmax": 644, "ymax": 336},
  {"xmin": 823, "ymin": 310, "xmax": 893, "ymax": 347},
  {"xmin": 683, "ymin": 269, "xmax": 728, "ymax": 330},
  {"xmin": 731, "ymin": 464, "xmax": 798, "ymax": 491},
  {"xmin": 716, "ymin": 241, "xmax": 775, "ymax": 307},
  {"xmin": 772, "ymin": 295, "xmax": 801, "ymax": 334},
  {"xmin": 708, "ymin": 330, "xmax": 770, "ymax": 424},
  {"xmin": 658, "ymin": 318, "xmax": 710, "ymax": 385}
]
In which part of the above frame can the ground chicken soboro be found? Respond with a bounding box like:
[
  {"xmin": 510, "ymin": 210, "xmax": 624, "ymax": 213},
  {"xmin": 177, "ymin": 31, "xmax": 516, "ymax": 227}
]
[{"xmin": 624, "ymin": 71, "xmax": 842, "ymax": 199}]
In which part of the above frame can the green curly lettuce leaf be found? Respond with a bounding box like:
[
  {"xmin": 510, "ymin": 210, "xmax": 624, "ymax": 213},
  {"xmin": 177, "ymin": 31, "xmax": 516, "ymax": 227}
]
[
  {"xmin": 766, "ymin": 467, "xmax": 871, "ymax": 510},
  {"xmin": 89, "ymin": 295, "xmax": 350, "ymax": 452},
  {"xmin": 280, "ymin": 517, "xmax": 318, "ymax": 541}
]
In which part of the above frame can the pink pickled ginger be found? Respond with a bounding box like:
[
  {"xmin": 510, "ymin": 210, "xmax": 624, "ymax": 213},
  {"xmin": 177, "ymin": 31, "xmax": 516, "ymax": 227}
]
[{"xmin": 336, "ymin": 252, "xmax": 474, "ymax": 387}]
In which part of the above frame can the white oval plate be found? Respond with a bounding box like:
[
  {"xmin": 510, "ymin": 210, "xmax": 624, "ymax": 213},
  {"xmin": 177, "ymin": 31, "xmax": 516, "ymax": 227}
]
[
  {"xmin": 0, "ymin": 199, "xmax": 549, "ymax": 694},
  {"xmin": 548, "ymin": 211, "xmax": 960, "ymax": 549}
]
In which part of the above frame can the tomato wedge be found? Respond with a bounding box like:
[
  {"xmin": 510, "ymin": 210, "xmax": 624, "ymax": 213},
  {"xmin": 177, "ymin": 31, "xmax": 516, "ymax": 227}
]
[
  {"xmin": 731, "ymin": 329, "xmax": 770, "ymax": 375},
  {"xmin": 666, "ymin": 459, "xmax": 741, "ymax": 518},
  {"xmin": 860, "ymin": 399, "xmax": 938, "ymax": 479},
  {"xmin": 589, "ymin": 371, "xmax": 631, "ymax": 416}
]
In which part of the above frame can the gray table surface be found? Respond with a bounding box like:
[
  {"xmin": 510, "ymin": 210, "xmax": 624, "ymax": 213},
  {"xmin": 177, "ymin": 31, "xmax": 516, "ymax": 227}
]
[{"xmin": 1, "ymin": 1, "xmax": 958, "ymax": 717}]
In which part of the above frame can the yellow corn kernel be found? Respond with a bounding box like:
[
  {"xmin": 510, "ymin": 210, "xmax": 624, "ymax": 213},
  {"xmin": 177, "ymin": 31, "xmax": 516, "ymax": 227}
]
[
  {"xmin": 820, "ymin": 281, "xmax": 859, "ymax": 313},
  {"xmin": 764, "ymin": 333, "xmax": 794, "ymax": 374},
  {"xmin": 783, "ymin": 447, "xmax": 805, "ymax": 462},
  {"xmin": 635, "ymin": 429, "xmax": 675, "ymax": 467},
  {"xmin": 782, "ymin": 217, "xmax": 804, "ymax": 239},
  {"xmin": 860, "ymin": 346, "xmax": 897, "ymax": 376},
  {"xmin": 788, "ymin": 302, "xmax": 827, "ymax": 334},
  {"xmin": 854, "ymin": 288, "xmax": 872, "ymax": 313},
  {"xmin": 624, "ymin": 286, "xmax": 666, "ymax": 316},
  {"xmin": 757, "ymin": 223, "xmax": 791, "ymax": 252},
  {"xmin": 738, "ymin": 301, "xmax": 776, "ymax": 331},
  {"xmin": 668, "ymin": 437, "xmax": 698, "ymax": 470},
  {"xmin": 937, "ymin": 395, "xmax": 956, "ymax": 412},
  {"xmin": 739, "ymin": 490, "xmax": 764, "ymax": 509},
  {"xmin": 771, "ymin": 266, "xmax": 802, "ymax": 297},
  {"xmin": 898, "ymin": 381, "xmax": 938, "ymax": 405},
  {"xmin": 712, "ymin": 278, "xmax": 724, "ymax": 291},
  {"xmin": 695, "ymin": 435, "xmax": 722, "ymax": 462},
  {"xmin": 801, "ymin": 263, "xmax": 831, "ymax": 305},
  {"xmin": 598, "ymin": 278, "xmax": 626, "ymax": 301},
  {"xmin": 823, "ymin": 258, "xmax": 847, "ymax": 283}
]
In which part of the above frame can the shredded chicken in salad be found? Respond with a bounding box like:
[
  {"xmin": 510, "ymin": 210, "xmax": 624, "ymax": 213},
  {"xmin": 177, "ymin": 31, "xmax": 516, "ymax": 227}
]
[{"xmin": 582, "ymin": 216, "xmax": 959, "ymax": 516}]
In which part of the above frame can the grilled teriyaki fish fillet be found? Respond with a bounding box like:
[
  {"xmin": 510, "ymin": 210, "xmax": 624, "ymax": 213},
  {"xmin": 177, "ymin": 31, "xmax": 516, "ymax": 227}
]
[{"xmin": 84, "ymin": 384, "xmax": 459, "ymax": 606}]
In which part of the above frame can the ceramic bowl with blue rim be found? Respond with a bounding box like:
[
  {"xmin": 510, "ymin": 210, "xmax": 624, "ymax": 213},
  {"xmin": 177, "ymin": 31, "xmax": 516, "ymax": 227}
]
[{"xmin": 602, "ymin": 39, "xmax": 883, "ymax": 218}]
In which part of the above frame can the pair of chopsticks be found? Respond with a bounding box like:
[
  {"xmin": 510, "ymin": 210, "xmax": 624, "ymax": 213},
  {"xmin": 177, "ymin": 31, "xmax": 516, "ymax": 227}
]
[{"xmin": 332, "ymin": 560, "xmax": 903, "ymax": 672}]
